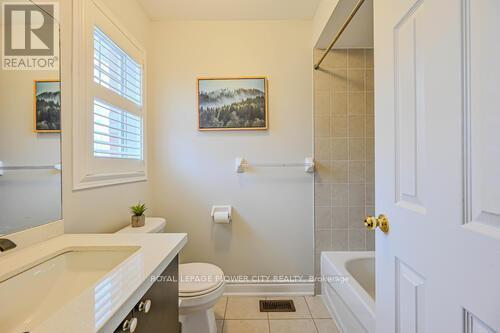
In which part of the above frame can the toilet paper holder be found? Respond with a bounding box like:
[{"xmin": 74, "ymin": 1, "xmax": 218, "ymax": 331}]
[{"xmin": 211, "ymin": 205, "xmax": 232, "ymax": 223}]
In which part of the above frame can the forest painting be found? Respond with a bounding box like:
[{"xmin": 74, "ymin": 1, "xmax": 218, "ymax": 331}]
[
  {"xmin": 198, "ymin": 77, "xmax": 268, "ymax": 130},
  {"xmin": 34, "ymin": 81, "xmax": 61, "ymax": 132}
]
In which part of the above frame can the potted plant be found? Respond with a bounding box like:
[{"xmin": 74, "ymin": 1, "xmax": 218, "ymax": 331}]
[{"xmin": 130, "ymin": 202, "xmax": 147, "ymax": 227}]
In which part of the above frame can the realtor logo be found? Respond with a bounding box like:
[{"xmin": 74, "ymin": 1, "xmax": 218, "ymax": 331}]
[{"xmin": 2, "ymin": 2, "xmax": 59, "ymax": 70}]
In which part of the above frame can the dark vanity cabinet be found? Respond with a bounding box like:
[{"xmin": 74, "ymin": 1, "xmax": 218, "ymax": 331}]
[{"xmin": 116, "ymin": 256, "xmax": 180, "ymax": 333}]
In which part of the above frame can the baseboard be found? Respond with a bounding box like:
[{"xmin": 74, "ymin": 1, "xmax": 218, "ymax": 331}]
[{"xmin": 224, "ymin": 281, "xmax": 315, "ymax": 297}]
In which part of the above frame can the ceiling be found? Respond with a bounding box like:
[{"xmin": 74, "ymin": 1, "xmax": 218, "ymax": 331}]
[
  {"xmin": 316, "ymin": 0, "xmax": 373, "ymax": 49},
  {"xmin": 137, "ymin": 0, "xmax": 322, "ymax": 21}
]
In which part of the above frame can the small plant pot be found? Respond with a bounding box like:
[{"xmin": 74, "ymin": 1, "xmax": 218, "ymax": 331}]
[{"xmin": 131, "ymin": 215, "xmax": 146, "ymax": 228}]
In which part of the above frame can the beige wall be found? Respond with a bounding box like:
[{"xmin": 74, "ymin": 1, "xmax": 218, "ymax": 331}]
[
  {"xmin": 149, "ymin": 20, "xmax": 314, "ymax": 277},
  {"xmin": 313, "ymin": 48, "xmax": 375, "ymax": 288},
  {"xmin": 62, "ymin": 0, "xmax": 153, "ymax": 233}
]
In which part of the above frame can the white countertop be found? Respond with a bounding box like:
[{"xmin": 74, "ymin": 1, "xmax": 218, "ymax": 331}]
[{"xmin": 0, "ymin": 233, "xmax": 187, "ymax": 333}]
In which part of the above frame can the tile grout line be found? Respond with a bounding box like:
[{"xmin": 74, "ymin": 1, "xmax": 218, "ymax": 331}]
[
  {"xmin": 221, "ymin": 296, "xmax": 229, "ymax": 332},
  {"xmin": 304, "ymin": 296, "xmax": 320, "ymax": 333}
]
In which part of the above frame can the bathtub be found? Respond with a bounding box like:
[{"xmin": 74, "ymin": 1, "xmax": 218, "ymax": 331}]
[{"xmin": 321, "ymin": 252, "xmax": 375, "ymax": 333}]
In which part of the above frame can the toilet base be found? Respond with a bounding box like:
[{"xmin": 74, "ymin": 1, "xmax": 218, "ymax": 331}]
[{"xmin": 179, "ymin": 307, "xmax": 217, "ymax": 333}]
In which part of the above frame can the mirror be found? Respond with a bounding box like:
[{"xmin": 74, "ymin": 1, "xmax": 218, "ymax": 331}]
[{"xmin": 0, "ymin": 0, "xmax": 61, "ymax": 235}]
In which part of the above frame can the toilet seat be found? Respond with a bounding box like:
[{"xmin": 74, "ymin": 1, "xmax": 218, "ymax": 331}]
[{"xmin": 179, "ymin": 263, "xmax": 224, "ymax": 298}]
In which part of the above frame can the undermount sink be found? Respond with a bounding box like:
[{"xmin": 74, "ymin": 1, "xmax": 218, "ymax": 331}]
[{"xmin": 0, "ymin": 247, "xmax": 140, "ymax": 333}]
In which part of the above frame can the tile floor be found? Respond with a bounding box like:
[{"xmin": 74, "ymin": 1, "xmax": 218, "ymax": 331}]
[{"xmin": 214, "ymin": 296, "xmax": 341, "ymax": 333}]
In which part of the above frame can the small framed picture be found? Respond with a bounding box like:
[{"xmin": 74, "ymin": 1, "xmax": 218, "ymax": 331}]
[
  {"xmin": 34, "ymin": 80, "xmax": 61, "ymax": 133},
  {"xmin": 197, "ymin": 77, "xmax": 268, "ymax": 131}
]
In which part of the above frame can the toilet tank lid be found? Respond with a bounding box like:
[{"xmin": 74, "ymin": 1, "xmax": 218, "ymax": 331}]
[{"xmin": 116, "ymin": 217, "xmax": 166, "ymax": 234}]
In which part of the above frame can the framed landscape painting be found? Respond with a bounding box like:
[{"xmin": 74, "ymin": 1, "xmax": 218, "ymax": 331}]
[
  {"xmin": 197, "ymin": 77, "xmax": 268, "ymax": 131},
  {"xmin": 34, "ymin": 80, "xmax": 61, "ymax": 133}
]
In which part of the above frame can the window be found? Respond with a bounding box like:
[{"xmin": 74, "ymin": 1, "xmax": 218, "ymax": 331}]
[
  {"xmin": 93, "ymin": 27, "xmax": 143, "ymax": 160},
  {"xmin": 93, "ymin": 99, "xmax": 142, "ymax": 159},
  {"xmin": 93, "ymin": 27, "xmax": 142, "ymax": 105},
  {"xmin": 73, "ymin": 0, "xmax": 147, "ymax": 190}
]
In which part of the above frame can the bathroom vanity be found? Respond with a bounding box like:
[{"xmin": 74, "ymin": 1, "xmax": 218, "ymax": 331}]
[
  {"xmin": 0, "ymin": 231, "xmax": 187, "ymax": 333},
  {"xmin": 114, "ymin": 256, "xmax": 180, "ymax": 333}
]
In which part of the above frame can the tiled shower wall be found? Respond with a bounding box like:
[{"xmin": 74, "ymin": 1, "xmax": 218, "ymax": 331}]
[{"xmin": 313, "ymin": 49, "xmax": 375, "ymax": 283}]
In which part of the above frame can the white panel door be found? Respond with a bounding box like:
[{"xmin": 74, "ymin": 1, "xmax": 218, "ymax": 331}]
[{"xmin": 374, "ymin": 0, "xmax": 500, "ymax": 332}]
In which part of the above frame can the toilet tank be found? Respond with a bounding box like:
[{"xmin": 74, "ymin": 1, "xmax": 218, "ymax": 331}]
[{"xmin": 116, "ymin": 217, "xmax": 166, "ymax": 234}]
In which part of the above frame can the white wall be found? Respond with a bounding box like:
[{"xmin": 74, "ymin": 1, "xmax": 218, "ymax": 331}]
[
  {"xmin": 62, "ymin": 0, "xmax": 153, "ymax": 233},
  {"xmin": 149, "ymin": 20, "xmax": 314, "ymax": 277}
]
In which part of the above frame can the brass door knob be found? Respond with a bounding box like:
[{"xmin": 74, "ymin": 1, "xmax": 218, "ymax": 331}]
[{"xmin": 364, "ymin": 214, "xmax": 390, "ymax": 233}]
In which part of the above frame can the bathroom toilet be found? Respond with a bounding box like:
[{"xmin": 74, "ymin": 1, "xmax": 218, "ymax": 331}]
[{"xmin": 117, "ymin": 217, "xmax": 225, "ymax": 333}]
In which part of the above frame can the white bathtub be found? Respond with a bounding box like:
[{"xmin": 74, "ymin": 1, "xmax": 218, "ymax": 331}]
[{"xmin": 321, "ymin": 252, "xmax": 375, "ymax": 333}]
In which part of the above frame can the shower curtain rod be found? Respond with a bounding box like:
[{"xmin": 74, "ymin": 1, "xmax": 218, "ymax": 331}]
[{"xmin": 314, "ymin": 0, "xmax": 367, "ymax": 70}]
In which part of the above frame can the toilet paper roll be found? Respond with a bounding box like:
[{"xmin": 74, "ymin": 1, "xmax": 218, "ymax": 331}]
[{"xmin": 213, "ymin": 211, "xmax": 230, "ymax": 223}]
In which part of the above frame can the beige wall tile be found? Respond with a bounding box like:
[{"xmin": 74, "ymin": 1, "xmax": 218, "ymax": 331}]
[
  {"xmin": 321, "ymin": 49, "xmax": 347, "ymax": 69},
  {"xmin": 348, "ymin": 184, "xmax": 366, "ymax": 206},
  {"xmin": 314, "ymin": 184, "xmax": 331, "ymax": 206},
  {"xmin": 332, "ymin": 229, "xmax": 348, "ymax": 250},
  {"xmin": 348, "ymin": 92, "xmax": 365, "ymax": 115},
  {"xmin": 366, "ymin": 231, "xmax": 375, "ymax": 250},
  {"xmin": 332, "ymin": 69, "xmax": 348, "ymax": 92},
  {"xmin": 365, "ymin": 69, "xmax": 374, "ymax": 91},
  {"xmin": 331, "ymin": 138, "xmax": 348, "ymax": 160},
  {"xmin": 314, "ymin": 48, "xmax": 375, "ymax": 260},
  {"xmin": 315, "ymin": 138, "xmax": 331, "ymax": 160},
  {"xmin": 223, "ymin": 320, "xmax": 269, "ymax": 333},
  {"xmin": 331, "ymin": 116, "xmax": 348, "ymax": 137},
  {"xmin": 349, "ymin": 161, "xmax": 366, "ymax": 183},
  {"xmin": 217, "ymin": 320, "xmax": 223, "ymax": 333},
  {"xmin": 349, "ymin": 116, "xmax": 366, "ymax": 137},
  {"xmin": 225, "ymin": 297, "xmax": 268, "ymax": 320},
  {"xmin": 348, "ymin": 229, "xmax": 366, "ymax": 250},
  {"xmin": 365, "ymin": 49, "xmax": 374, "ymax": 68},
  {"xmin": 315, "ymin": 206, "xmax": 332, "ymax": 229},
  {"xmin": 348, "ymin": 206, "xmax": 366, "ymax": 228},
  {"xmin": 315, "ymin": 115, "xmax": 331, "ymax": 137},
  {"xmin": 315, "ymin": 49, "xmax": 348, "ymax": 69},
  {"xmin": 314, "ymin": 69, "xmax": 333, "ymax": 91},
  {"xmin": 365, "ymin": 138, "xmax": 374, "ymax": 160},
  {"xmin": 366, "ymin": 92, "xmax": 374, "ymax": 115},
  {"xmin": 366, "ymin": 161, "xmax": 374, "ymax": 183},
  {"xmin": 315, "ymin": 229, "xmax": 332, "ymax": 253},
  {"xmin": 366, "ymin": 183, "xmax": 375, "ymax": 206},
  {"xmin": 332, "ymin": 93, "xmax": 348, "ymax": 115},
  {"xmin": 332, "ymin": 207, "xmax": 348, "ymax": 228},
  {"xmin": 267, "ymin": 297, "xmax": 311, "ymax": 319},
  {"xmin": 331, "ymin": 161, "xmax": 349, "ymax": 183},
  {"xmin": 365, "ymin": 206, "xmax": 375, "ymax": 217},
  {"xmin": 331, "ymin": 184, "xmax": 348, "ymax": 206},
  {"xmin": 315, "ymin": 161, "xmax": 332, "ymax": 184},
  {"xmin": 349, "ymin": 138, "xmax": 366, "ymax": 160},
  {"xmin": 348, "ymin": 49, "xmax": 365, "ymax": 68},
  {"xmin": 269, "ymin": 320, "xmax": 317, "ymax": 333},
  {"xmin": 315, "ymin": 91, "xmax": 330, "ymax": 116},
  {"xmin": 305, "ymin": 296, "xmax": 331, "ymax": 319},
  {"xmin": 348, "ymin": 69, "xmax": 365, "ymax": 92},
  {"xmin": 365, "ymin": 116, "xmax": 374, "ymax": 137}
]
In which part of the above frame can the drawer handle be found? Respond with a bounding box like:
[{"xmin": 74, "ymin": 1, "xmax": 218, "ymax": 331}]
[
  {"xmin": 138, "ymin": 299, "xmax": 152, "ymax": 314},
  {"xmin": 122, "ymin": 317, "xmax": 138, "ymax": 332}
]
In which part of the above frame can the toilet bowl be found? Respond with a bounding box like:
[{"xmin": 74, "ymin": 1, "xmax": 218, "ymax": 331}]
[{"xmin": 117, "ymin": 217, "xmax": 225, "ymax": 333}]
